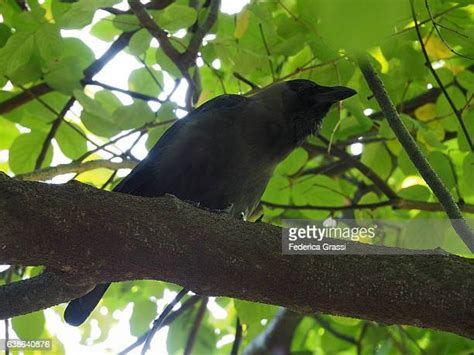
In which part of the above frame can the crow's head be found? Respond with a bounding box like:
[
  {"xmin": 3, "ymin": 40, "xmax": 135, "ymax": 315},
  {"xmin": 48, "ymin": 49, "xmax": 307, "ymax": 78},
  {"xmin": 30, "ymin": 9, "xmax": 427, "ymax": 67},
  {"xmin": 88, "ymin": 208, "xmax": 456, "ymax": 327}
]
[
  {"xmin": 250, "ymin": 79, "xmax": 356, "ymax": 154},
  {"xmin": 283, "ymin": 79, "xmax": 356, "ymax": 143}
]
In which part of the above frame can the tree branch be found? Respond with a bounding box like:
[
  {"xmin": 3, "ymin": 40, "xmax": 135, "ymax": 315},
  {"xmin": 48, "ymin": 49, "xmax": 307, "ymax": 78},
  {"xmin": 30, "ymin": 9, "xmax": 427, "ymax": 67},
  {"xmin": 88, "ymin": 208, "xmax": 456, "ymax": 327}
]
[
  {"xmin": 128, "ymin": 0, "xmax": 183, "ymax": 69},
  {"xmin": 15, "ymin": 159, "xmax": 138, "ymax": 181},
  {"xmin": 102, "ymin": 0, "xmax": 173, "ymax": 15},
  {"xmin": 244, "ymin": 309, "xmax": 303, "ymax": 355},
  {"xmin": 184, "ymin": 297, "xmax": 208, "ymax": 355},
  {"xmin": 262, "ymin": 199, "xmax": 474, "ymax": 214},
  {"xmin": 358, "ymin": 55, "xmax": 474, "ymax": 253},
  {"xmin": 181, "ymin": 0, "xmax": 221, "ymax": 69},
  {"xmin": 304, "ymin": 141, "xmax": 398, "ymax": 200},
  {"xmin": 83, "ymin": 79, "xmax": 166, "ymax": 104},
  {"xmin": 0, "ymin": 173, "xmax": 473, "ymax": 339},
  {"xmin": 0, "ymin": 271, "xmax": 92, "ymax": 319},
  {"xmin": 34, "ymin": 97, "xmax": 76, "ymax": 170}
]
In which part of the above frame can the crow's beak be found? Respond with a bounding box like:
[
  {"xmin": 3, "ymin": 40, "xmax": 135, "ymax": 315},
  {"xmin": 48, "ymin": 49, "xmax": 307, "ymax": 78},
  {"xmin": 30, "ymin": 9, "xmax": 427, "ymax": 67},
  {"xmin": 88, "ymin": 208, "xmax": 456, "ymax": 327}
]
[{"xmin": 318, "ymin": 86, "xmax": 357, "ymax": 102}]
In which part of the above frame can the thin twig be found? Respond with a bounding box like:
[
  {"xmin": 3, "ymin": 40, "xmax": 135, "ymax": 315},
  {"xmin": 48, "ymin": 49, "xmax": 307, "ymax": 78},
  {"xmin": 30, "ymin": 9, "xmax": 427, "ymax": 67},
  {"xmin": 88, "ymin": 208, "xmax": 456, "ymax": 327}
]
[
  {"xmin": 262, "ymin": 198, "xmax": 474, "ymax": 214},
  {"xmin": 314, "ymin": 315, "xmax": 358, "ymax": 345},
  {"xmin": 119, "ymin": 295, "xmax": 201, "ymax": 354},
  {"xmin": 425, "ymin": 0, "xmax": 474, "ymax": 60},
  {"xmin": 34, "ymin": 97, "xmax": 75, "ymax": 170},
  {"xmin": 230, "ymin": 318, "xmax": 242, "ymax": 355},
  {"xmin": 76, "ymin": 119, "xmax": 175, "ymax": 163},
  {"xmin": 410, "ymin": 0, "xmax": 474, "ymax": 151},
  {"xmin": 3, "ymin": 269, "xmax": 12, "ymax": 355},
  {"xmin": 309, "ymin": 139, "xmax": 398, "ymax": 199},
  {"xmin": 233, "ymin": 72, "xmax": 260, "ymax": 90},
  {"xmin": 142, "ymin": 288, "xmax": 189, "ymax": 354},
  {"xmin": 183, "ymin": 297, "xmax": 208, "ymax": 355},
  {"xmin": 138, "ymin": 57, "xmax": 164, "ymax": 91},
  {"xmin": 16, "ymin": 159, "xmax": 138, "ymax": 181},
  {"xmin": 392, "ymin": 3, "xmax": 461, "ymax": 37},
  {"xmin": 258, "ymin": 23, "xmax": 275, "ymax": 81}
]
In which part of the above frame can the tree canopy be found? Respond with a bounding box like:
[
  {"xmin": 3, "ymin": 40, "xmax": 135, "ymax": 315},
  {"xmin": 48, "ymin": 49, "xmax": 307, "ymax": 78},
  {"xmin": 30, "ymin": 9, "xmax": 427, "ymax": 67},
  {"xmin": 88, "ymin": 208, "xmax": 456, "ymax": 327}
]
[{"xmin": 0, "ymin": 0, "xmax": 474, "ymax": 353}]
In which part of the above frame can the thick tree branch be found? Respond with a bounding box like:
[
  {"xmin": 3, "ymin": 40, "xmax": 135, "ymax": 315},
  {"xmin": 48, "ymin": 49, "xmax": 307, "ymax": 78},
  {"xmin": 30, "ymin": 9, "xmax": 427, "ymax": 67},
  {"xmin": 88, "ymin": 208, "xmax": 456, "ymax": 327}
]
[
  {"xmin": 181, "ymin": 0, "xmax": 220, "ymax": 69},
  {"xmin": 128, "ymin": 0, "xmax": 183, "ymax": 69},
  {"xmin": 0, "ymin": 173, "xmax": 473, "ymax": 339},
  {"xmin": 0, "ymin": 271, "xmax": 92, "ymax": 319},
  {"xmin": 358, "ymin": 55, "xmax": 474, "ymax": 253},
  {"xmin": 0, "ymin": 83, "xmax": 52, "ymax": 115}
]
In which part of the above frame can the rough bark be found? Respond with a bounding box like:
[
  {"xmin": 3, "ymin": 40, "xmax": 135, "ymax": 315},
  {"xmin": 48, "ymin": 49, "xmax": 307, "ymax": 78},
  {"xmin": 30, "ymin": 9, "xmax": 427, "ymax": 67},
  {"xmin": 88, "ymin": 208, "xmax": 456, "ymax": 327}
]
[{"xmin": 0, "ymin": 173, "xmax": 473, "ymax": 339}]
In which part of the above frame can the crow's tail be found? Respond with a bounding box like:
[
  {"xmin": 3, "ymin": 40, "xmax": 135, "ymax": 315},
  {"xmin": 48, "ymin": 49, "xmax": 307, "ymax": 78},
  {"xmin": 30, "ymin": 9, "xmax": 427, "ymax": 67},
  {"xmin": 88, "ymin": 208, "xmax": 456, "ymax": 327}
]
[{"xmin": 64, "ymin": 283, "xmax": 110, "ymax": 326}]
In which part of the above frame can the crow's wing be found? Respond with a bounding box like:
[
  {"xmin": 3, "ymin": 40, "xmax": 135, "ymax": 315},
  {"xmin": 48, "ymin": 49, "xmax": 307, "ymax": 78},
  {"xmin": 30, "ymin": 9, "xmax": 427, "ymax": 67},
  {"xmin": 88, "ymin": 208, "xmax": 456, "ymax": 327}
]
[{"xmin": 113, "ymin": 94, "xmax": 248, "ymax": 210}]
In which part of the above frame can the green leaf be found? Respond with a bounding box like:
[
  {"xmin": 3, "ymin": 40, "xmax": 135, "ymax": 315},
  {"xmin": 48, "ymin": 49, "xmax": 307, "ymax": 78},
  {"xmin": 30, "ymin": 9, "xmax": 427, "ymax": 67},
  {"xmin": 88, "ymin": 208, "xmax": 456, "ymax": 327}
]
[
  {"xmin": 462, "ymin": 153, "xmax": 474, "ymax": 189},
  {"xmin": 272, "ymin": 34, "xmax": 306, "ymax": 56},
  {"xmin": 0, "ymin": 23, "xmax": 12, "ymax": 48},
  {"xmin": 456, "ymin": 70, "xmax": 474, "ymax": 92},
  {"xmin": 56, "ymin": 122, "xmax": 88, "ymax": 159},
  {"xmin": 436, "ymin": 86, "xmax": 466, "ymax": 128},
  {"xmin": 112, "ymin": 100, "xmax": 155, "ymax": 130},
  {"xmin": 57, "ymin": 0, "xmax": 121, "ymax": 29},
  {"xmin": 0, "ymin": 31, "xmax": 35, "ymax": 76},
  {"xmin": 74, "ymin": 89, "xmax": 110, "ymax": 118},
  {"xmin": 11, "ymin": 9, "xmax": 44, "ymax": 31},
  {"xmin": 361, "ymin": 143, "xmax": 392, "ymax": 180},
  {"xmin": 35, "ymin": 23, "xmax": 63, "ymax": 63},
  {"xmin": 94, "ymin": 90, "xmax": 123, "ymax": 114},
  {"xmin": 128, "ymin": 29, "xmax": 152, "ymax": 56},
  {"xmin": 128, "ymin": 67, "xmax": 163, "ymax": 98},
  {"xmin": 275, "ymin": 147, "xmax": 308, "ymax": 175},
  {"xmin": 12, "ymin": 311, "xmax": 45, "ymax": 339},
  {"xmin": 457, "ymin": 111, "xmax": 474, "ymax": 152},
  {"xmin": 75, "ymin": 90, "xmax": 121, "ymax": 137},
  {"xmin": 90, "ymin": 16, "xmax": 121, "ymax": 41},
  {"xmin": 234, "ymin": 300, "xmax": 278, "ymax": 340},
  {"xmin": 44, "ymin": 56, "xmax": 84, "ymax": 94},
  {"xmin": 156, "ymin": 47, "xmax": 182, "ymax": 77},
  {"xmin": 112, "ymin": 14, "xmax": 140, "ymax": 32},
  {"xmin": 400, "ymin": 216, "xmax": 448, "ymax": 249},
  {"xmin": 146, "ymin": 125, "xmax": 168, "ymax": 150},
  {"xmin": 81, "ymin": 111, "xmax": 120, "ymax": 138},
  {"xmin": 0, "ymin": 116, "xmax": 19, "ymax": 149},
  {"xmin": 129, "ymin": 300, "xmax": 156, "ymax": 337},
  {"xmin": 262, "ymin": 175, "xmax": 290, "ymax": 204},
  {"xmin": 428, "ymin": 151, "xmax": 456, "ymax": 191},
  {"xmin": 292, "ymin": 175, "xmax": 345, "ymax": 207},
  {"xmin": 61, "ymin": 37, "xmax": 95, "ymax": 69},
  {"xmin": 7, "ymin": 52, "xmax": 42, "ymax": 86},
  {"xmin": 398, "ymin": 149, "xmax": 418, "ymax": 176},
  {"xmin": 417, "ymin": 127, "xmax": 447, "ymax": 150},
  {"xmin": 305, "ymin": 0, "xmax": 410, "ymax": 50},
  {"xmin": 9, "ymin": 132, "xmax": 53, "ymax": 174},
  {"xmin": 398, "ymin": 185, "xmax": 431, "ymax": 201},
  {"xmin": 151, "ymin": 5, "xmax": 198, "ymax": 31},
  {"xmin": 156, "ymin": 102, "xmax": 176, "ymax": 122}
]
